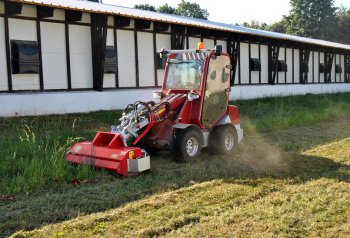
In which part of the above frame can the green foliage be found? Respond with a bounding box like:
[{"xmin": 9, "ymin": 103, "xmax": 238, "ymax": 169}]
[
  {"xmin": 285, "ymin": 0, "xmax": 338, "ymax": 39},
  {"xmin": 240, "ymin": 0, "xmax": 350, "ymax": 44},
  {"xmin": 133, "ymin": 4, "xmax": 156, "ymax": 12},
  {"xmin": 175, "ymin": 0, "xmax": 209, "ymax": 20},
  {"xmin": 336, "ymin": 6, "xmax": 350, "ymax": 44},
  {"xmin": 157, "ymin": 4, "xmax": 176, "ymax": 15},
  {"xmin": 133, "ymin": 1, "xmax": 209, "ymax": 20}
]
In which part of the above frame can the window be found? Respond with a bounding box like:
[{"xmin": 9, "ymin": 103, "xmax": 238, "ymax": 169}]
[
  {"xmin": 278, "ymin": 60, "xmax": 287, "ymax": 72},
  {"xmin": 11, "ymin": 40, "xmax": 40, "ymax": 74},
  {"xmin": 250, "ymin": 58, "xmax": 261, "ymax": 71},
  {"xmin": 335, "ymin": 64, "xmax": 342, "ymax": 74},
  {"xmin": 104, "ymin": 46, "xmax": 117, "ymax": 74}
]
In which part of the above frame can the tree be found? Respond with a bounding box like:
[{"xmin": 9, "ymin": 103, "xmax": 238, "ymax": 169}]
[
  {"xmin": 134, "ymin": 4, "xmax": 156, "ymax": 12},
  {"xmin": 268, "ymin": 19, "xmax": 288, "ymax": 33},
  {"xmin": 285, "ymin": 0, "xmax": 338, "ymax": 40},
  {"xmin": 157, "ymin": 4, "xmax": 176, "ymax": 15},
  {"xmin": 176, "ymin": 0, "xmax": 209, "ymax": 20},
  {"xmin": 336, "ymin": 6, "xmax": 350, "ymax": 44},
  {"xmin": 243, "ymin": 20, "xmax": 269, "ymax": 30}
]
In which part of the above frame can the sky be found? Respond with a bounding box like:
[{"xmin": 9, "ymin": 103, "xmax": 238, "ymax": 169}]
[{"xmin": 102, "ymin": 0, "xmax": 350, "ymax": 25}]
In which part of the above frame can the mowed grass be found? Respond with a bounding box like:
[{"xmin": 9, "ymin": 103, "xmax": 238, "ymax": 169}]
[{"xmin": 1, "ymin": 92, "xmax": 350, "ymax": 237}]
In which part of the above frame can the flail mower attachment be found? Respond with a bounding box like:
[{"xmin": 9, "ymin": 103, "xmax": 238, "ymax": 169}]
[{"xmin": 66, "ymin": 100, "xmax": 172, "ymax": 177}]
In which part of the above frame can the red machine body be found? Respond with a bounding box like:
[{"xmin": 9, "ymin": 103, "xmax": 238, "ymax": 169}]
[{"xmin": 66, "ymin": 45, "xmax": 243, "ymax": 176}]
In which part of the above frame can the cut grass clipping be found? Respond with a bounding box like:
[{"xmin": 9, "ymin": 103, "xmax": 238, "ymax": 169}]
[{"xmin": 0, "ymin": 92, "xmax": 350, "ymax": 237}]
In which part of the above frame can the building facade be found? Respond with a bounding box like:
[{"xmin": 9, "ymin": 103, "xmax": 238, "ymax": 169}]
[{"xmin": 0, "ymin": 0, "xmax": 350, "ymax": 116}]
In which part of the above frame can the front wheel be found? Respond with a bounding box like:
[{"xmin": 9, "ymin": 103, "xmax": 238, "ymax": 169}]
[
  {"xmin": 209, "ymin": 125, "xmax": 236, "ymax": 155},
  {"xmin": 171, "ymin": 128, "xmax": 202, "ymax": 163}
]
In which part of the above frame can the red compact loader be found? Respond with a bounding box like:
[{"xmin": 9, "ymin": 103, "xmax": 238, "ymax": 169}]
[{"xmin": 66, "ymin": 44, "xmax": 243, "ymax": 176}]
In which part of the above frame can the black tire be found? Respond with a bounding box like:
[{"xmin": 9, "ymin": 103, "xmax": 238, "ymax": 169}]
[
  {"xmin": 209, "ymin": 125, "xmax": 236, "ymax": 155},
  {"xmin": 171, "ymin": 128, "xmax": 202, "ymax": 163}
]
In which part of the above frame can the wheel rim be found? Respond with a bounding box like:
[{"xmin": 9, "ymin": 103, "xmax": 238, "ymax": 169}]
[
  {"xmin": 186, "ymin": 136, "xmax": 199, "ymax": 157},
  {"xmin": 224, "ymin": 133, "xmax": 234, "ymax": 151}
]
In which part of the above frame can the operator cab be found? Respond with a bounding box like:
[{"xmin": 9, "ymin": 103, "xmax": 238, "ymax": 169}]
[{"xmin": 156, "ymin": 44, "xmax": 232, "ymax": 129}]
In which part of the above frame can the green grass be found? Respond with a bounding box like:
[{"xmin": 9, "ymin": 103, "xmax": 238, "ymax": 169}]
[{"xmin": 1, "ymin": 92, "xmax": 350, "ymax": 237}]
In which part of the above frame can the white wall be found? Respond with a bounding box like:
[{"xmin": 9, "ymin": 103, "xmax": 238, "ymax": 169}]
[
  {"xmin": 203, "ymin": 38, "xmax": 214, "ymax": 49},
  {"xmin": 230, "ymin": 84, "xmax": 350, "ymax": 101},
  {"xmin": 0, "ymin": 1, "xmax": 4, "ymax": 14},
  {"xmin": 260, "ymin": 45, "xmax": 268, "ymax": 84},
  {"xmin": 9, "ymin": 18, "xmax": 40, "ymax": 90},
  {"xmin": 156, "ymin": 33, "xmax": 170, "ymax": 86},
  {"xmin": 278, "ymin": 47, "xmax": 285, "ymax": 83},
  {"xmin": 250, "ymin": 44, "xmax": 259, "ymax": 84},
  {"xmin": 69, "ymin": 25, "xmax": 93, "ymax": 89},
  {"xmin": 41, "ymin": 22, "xmax": 67, "ymax": 90},
  {"xmin": 286, "ymin": 48, "xmax": 293, "ymax": 83},
  {"xmin": 1, "ymin": 84, "xmax": 350, "ymax": 117},
  {"xmin": 117, "ymin": 30, "xmax": 136, "ymax": 87},
  {"xmin": 293, "ymin": 49, "xmax": 300, "ymax": 84},
  {"xmin": 48, "ymin": 9, "xmax": 65, "ymax": 21},
  {"xmin": 240, "ymin": 43, "xmax": 249, "ymax": 84},
  {"xmin": 313, "ymin": 52, "xmax": 319, "ymax": 83},
  {"xmin": 216, "ymin": 40, "xmax": 227, "ymax": 51},
  {"xmin": 188, "ymin": 37, "xmax": 199, "ymax": 49},
  {"xmin": 104, "ymin": 28, "xmax": 116, "ymax": 88},
  {"xmin": 331, "ymin": 54, "xmax": 336, "ymax": 82},
  {"xmin": 0, "ymin": 17, "xmax": 8, "ymax": 91},
  {"xmin": 340, "ymin": 55, "xmax": 345, "ymax": 82},
  {"xmin": 308, "ymin": 51, "xmax": 313, "ymax": 83},
  {"xmin": 21, "ymin": 4, "xmax": 36, "ymax": 18},
  {"xmin": 320, "ymin": 52, "xmax": 325, "ymax": 83},
  {"xmin": 137, "ymin": 32, "xmax": 155, "ymax": 87}
]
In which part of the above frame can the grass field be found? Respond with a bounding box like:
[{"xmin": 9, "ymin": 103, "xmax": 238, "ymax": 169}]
[{"xmin": 1, "ymin": 92, "xmax": 350, "ymax": 237}]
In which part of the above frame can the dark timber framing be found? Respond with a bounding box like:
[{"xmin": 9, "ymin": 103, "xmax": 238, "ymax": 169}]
[
  {"xmin": 91, "ymin": 13, "xmax": 108, "ymax": 91},
  {"xmin": 345, "ymin": 55, "xmax": 350, "ymax": 83},
  {"xmin": 300, "ymin": 49, "xmax": 310, "ymax": 84},
  {"xmin": 227, "ymin": 37, "xmax": 240, "ymax": 86},
  {"xmin": 0, "ymin": 0, "xmax": 349, "ymax": 95},
  {"xmin": 324, "ymin": 52, "xmax": 334, "ymax": 83},
  {"xmin": 268, "ymin": 44, "xmax": 280, "ymax": 85}
]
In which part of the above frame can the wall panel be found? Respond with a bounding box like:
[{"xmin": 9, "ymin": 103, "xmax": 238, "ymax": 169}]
[
  {"xmin": 104, "ymin": 28, "xmax": 116, "ymax": 88},
  {"xmin": 21, "ymin": 4, "xmax": 36, "ymax": 17},
  {"xmin": 313, "ymin": 52, "xmax": 319, "ymax": 83},
  {"xmin": 319, "ymin": 52, "xmax": 324, "ymax": 83},
  {"xmin": 308, "ymin": 51, "xmax": 312, "ymax": 83},
  {"xmin": 331, "ymin": 54, "xmax": 335, "ymax": 82},
  {"xmin": 293, "ymin": 49, "xmax": 300, "ymax": 84},
  {"xmin": 69, "ymin": 25, "xmax": 93, "ymax": 89},
  {"xmin": 137, "ymin": 32, "xmax": 155, "ymax": 87},
  {"xmin": 0, "ymin": 1, "xmax": 4, "ymax": 14},
  {"xmin": 286, "ymin": 48, "xmax": 293, "ymax": 83},
  {"xmin": 340, "ymin": 55, "xmax": 345, "ymax": 82},
  {"xmin": 278, "ymin": 47, "xmax": 285, "ymax": 83},
  {"xmin": 9, "ymin": 18, "xmax": 40, "ymax": 90},
  {"xmin": 250, "ymin": 44, "xmax": 259, "ymax": 84},
  {"xmin": 0, "ymin": 17, "xmax": 7, "ymax": 91},
  {"xmin": 117, "ymin": 29, "xmax": 136, "ymax": 87},
  {"xmin": 260, "ymin": 45, "xmax": 268, "ymax": 84},
  {"xmin": 240, "ymin": 43, "xmax": 249, "ymax": 84},
  {"xmin": 203, "ymin": 38, "xmax": 214, "ymax": 49},
  {"xmin": 216, "ymin": 40, "xmax": 226, "ymax": 51},
  {"xmin": 41, "ymin": 22, "xmax": 67, "ymax": 89},
  {"xmin": 156, "ymin": 33, "xmax": 170, "ymax": 86},
  {"xmin": 188, "ymin": 37, "xmax": 199, "ymax": 50}
]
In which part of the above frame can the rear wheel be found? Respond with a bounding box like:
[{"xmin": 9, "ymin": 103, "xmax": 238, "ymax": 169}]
[
  {"xmin": 172, "ymin": 128, "xmax": 202, "ymax": 163},
  {"xmin": 209, "ymin": 125, "xmax": 236, "ymax": 155}
]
